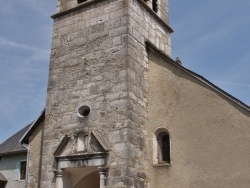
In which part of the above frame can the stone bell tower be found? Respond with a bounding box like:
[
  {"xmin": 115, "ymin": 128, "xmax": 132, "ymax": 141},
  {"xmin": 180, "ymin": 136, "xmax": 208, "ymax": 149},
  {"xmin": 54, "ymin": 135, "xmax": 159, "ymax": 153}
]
[{"xmin": 41, "ymin": 0, "xmax": 173, "ymax": 187}]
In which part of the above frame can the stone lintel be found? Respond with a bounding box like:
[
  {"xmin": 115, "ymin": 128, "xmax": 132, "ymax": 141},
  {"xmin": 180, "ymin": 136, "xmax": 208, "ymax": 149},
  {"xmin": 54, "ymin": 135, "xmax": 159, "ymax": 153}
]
[
  {"xmin": 55, "ymin": 152, "xmax": 107, "ymax": 160},
  {"xmin": 57, "ymin": 152, "xmax": 107, "ymax": 169}
]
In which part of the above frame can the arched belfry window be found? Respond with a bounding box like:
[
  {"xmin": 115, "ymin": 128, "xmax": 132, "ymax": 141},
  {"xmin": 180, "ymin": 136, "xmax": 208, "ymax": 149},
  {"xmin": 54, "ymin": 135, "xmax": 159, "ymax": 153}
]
[
  {"xmin": 152, "ymin": 0, "xmax": 158, "ymax": 12},
  {"xmin": 153, "ymin": 128, "xmax": 171, "ymax": 165}
]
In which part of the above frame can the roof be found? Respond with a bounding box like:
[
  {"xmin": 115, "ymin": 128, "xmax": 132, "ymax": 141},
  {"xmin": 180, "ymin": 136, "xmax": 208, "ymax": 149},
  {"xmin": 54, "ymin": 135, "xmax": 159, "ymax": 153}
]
[
  {"xmin": 145, "ymin": 40, "xmax": 250, "ymax": 112},
  {"xmin": 0, "ymin": 124, "xmax": 31, "ymax": 156},
  {"xmin": 0, "ymin": 172, "xmax": 7, "ymax": 182},
  {"xmin": 20, "ymin": 108, "xmax": 45, "ymax": 144}
]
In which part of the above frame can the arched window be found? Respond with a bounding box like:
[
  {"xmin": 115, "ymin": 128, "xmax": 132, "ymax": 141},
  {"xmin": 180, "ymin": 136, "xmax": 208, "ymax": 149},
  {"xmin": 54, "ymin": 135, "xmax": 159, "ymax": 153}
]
[
  {"xmin": 157, "ymin": 132, "xmax": 170, "ymax": 163},
  {"xmin": 153, "ymin": 128, "xmax": 171, "ymax": 165}
]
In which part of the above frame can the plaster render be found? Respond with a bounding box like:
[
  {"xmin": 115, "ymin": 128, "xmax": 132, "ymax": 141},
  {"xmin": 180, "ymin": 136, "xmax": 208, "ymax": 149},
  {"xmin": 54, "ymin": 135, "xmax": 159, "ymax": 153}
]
[
  {"xmin": 146, "ymin": 49, "xmax": 250, "ymax": 188},
  {"xmin": 26, "ymin": 119, "xmax": 44, "ymax": 188},
  {"xmin": 0, "ymin": 154, "xmax": 26, "ymax": 188}
]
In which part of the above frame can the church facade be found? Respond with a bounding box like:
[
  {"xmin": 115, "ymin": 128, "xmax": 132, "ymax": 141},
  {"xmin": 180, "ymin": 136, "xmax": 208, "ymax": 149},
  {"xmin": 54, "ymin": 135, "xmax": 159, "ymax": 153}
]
[{"xmin": 20, "ymin": 0, "xmax": 250, "ymax": 188}]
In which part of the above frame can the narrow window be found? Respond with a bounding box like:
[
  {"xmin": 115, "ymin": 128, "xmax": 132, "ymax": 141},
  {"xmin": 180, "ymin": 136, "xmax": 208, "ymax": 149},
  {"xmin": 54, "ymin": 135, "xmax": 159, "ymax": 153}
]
[
  {"xmin": 20, "ymin": 161, "xmax": 26, "ymax": 180},
  {"xmin": 152, "ymin": 0, "xmax": 158, "ymax": 12},
  {"xmin": 77, "ymin": 0, "xmax": 87, "ymax": 4},
  {"xmin": 157, "ymin": 132, "xmax": 170, "ymax": 163}
]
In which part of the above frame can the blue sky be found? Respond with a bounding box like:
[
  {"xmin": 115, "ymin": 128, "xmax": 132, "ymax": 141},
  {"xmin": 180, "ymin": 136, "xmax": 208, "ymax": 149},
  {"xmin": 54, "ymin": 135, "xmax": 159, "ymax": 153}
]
[
  {"xmin": 0, "ymin": 0, "xmax": 56, "ymax": 143},
  {"xmin": 0, "ymin": 0, "xmax": 249, "ymax": 143}
]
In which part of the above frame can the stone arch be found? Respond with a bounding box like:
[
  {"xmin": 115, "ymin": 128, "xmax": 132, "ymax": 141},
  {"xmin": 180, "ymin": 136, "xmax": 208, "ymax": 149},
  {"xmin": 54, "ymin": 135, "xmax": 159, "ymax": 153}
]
[
  {"xmin": 56, "ymin": 166, "xmax": 107, "ymax": 188},
  {"xmin": 74, "ymin": 170, "xmax": 99, "ymax": 188},
  {"xmin": 64, "ymin": 167, "xmax": 99, "ymax": 188}
]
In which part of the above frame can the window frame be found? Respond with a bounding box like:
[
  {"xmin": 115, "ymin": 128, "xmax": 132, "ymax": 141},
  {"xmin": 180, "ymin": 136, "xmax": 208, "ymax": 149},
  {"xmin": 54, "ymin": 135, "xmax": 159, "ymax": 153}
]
[
  {"xmin": 15, "ymin": 160, "xmax": 27, "ymax": 181},
  {"xmin": 157, "ymin": 132, "xmax": 170, "ymax": 164},
  {"xmin": 19, "ymin": 161, "xmax": 27, "ymax": 181},
  {"xmin": 153, "ymin": 128, "xmax": 171, "ymax": 166}
]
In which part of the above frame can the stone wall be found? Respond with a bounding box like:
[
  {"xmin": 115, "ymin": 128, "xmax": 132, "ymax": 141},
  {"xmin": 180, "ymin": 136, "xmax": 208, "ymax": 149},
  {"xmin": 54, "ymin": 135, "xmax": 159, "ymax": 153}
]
[
  {"xmin": 42, "ymin": 0, "xmax": 172, "ymax": 187},
  {"xmin": 55, "ymin": 0, "xmax": 169, "ymax": 24},
  {"xmin": 124, "ymin": 0, "xmax": 172, "ymax": 186},
  {"xmin": 43, "ymin": 0, "xmax": 132, "ymax": 187}
]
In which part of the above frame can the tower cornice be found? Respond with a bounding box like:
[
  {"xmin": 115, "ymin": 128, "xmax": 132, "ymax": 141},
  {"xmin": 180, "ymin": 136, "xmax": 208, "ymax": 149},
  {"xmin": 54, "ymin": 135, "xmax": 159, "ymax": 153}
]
[{"xmin": 51, "ymin": 0, "xmax": 173, "ymax": 33}]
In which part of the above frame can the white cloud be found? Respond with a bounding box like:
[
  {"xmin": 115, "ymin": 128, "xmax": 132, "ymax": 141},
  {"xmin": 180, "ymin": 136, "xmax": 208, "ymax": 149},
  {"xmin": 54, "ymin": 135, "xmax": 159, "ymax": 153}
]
[
  {"xmin": 0, "ymin": 36, "xmax": 50, "ymax": 54},
  {"xmin": 0, "ymin": 0, "xmax": 55, "ymax": 143}
]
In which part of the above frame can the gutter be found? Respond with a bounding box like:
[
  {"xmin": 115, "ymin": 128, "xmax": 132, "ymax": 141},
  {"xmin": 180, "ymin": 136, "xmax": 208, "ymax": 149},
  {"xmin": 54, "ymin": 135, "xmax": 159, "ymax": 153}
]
[
  {"xmin": 0, "ymin": 150, "xmax": 27, "ymax": 157},
  {"xmin": 22, "ymin": 144, "xmax": 29, "ymax": 188}
]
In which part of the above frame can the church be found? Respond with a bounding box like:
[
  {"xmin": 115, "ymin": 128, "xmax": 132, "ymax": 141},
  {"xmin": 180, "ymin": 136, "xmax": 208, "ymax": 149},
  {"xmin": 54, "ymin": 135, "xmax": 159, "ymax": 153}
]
[{"xmin": 1, "ymin": 0, "xmax": 250, "ymax": 187}]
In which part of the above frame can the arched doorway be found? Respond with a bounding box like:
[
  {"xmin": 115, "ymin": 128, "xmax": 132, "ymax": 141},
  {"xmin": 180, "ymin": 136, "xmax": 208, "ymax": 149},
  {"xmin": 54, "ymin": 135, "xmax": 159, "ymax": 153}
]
[
  {"xmin": 74, "ymin": 170, "xmax": 99, "ymax": 188},
  {"xmin": 54, "ymin": 131, "xmax": 108, "ymax": 188},
  {"xmin": 62, "ymin": 167, "xmax": 99, "ymax": 188}
]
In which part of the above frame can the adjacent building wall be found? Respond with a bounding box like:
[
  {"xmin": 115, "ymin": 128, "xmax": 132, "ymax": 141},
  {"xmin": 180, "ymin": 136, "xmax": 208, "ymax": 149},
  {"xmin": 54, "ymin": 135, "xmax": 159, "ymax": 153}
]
[
  {"xmin": 27, "ymin": 120, "xmax": 44, "ymax": 188},
  {"xmin": 146, "ymin": 49, "xmax": 250, "ymax": 188},
  {"xmin": 0, "ymin": 153, "xmax": 26, "ymax": 188}
]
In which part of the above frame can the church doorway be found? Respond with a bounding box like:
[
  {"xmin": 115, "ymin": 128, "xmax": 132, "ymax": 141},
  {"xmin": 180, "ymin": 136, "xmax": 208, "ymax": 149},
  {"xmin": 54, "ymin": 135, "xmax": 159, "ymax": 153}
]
[{"xmin": 54, "ymin": 131, "xmax": 108, "ymax": 188}]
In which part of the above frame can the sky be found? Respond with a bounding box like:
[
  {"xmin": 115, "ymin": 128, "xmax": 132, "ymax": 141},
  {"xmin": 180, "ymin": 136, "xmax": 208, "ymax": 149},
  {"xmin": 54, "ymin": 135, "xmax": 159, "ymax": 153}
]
[{"xmin": 0, "ymin": 0, "xmax": 249, "ymax": 143}]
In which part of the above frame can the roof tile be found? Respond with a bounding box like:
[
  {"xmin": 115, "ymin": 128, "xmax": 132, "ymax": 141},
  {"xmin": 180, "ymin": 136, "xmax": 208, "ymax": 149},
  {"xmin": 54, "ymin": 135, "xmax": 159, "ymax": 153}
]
[{"xmin": 0, "ymin": 124, "xmax": 31, "ymax": 155}]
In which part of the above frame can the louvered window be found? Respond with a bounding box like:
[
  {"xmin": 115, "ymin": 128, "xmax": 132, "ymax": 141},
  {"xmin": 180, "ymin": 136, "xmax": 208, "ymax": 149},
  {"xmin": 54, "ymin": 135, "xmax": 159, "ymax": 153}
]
[{"xmin": 152, "ymin": 0, "xmax": 158, "ymax": 12}]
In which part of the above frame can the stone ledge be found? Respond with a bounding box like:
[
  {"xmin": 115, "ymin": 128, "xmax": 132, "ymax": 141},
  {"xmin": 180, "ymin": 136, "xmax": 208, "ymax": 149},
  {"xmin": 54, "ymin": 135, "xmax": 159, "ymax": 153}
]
[{"xmin": 153, "ymin": 163, "xmax": 171, "ymax": 167}]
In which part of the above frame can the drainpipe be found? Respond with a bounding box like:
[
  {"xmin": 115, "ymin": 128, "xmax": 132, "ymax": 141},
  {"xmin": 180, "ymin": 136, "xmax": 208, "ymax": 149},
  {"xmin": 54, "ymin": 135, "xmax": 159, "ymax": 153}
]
[{"xmin": 22, "ymin": 144, "xmax": 29, "ymax": 188}]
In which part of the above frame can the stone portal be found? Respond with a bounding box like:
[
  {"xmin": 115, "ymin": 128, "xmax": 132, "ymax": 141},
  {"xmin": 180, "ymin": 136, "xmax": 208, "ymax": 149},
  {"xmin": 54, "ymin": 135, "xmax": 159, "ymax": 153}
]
[{"xmin": 54, "ymin": 131, "xmax": 108, "ymax": 188}]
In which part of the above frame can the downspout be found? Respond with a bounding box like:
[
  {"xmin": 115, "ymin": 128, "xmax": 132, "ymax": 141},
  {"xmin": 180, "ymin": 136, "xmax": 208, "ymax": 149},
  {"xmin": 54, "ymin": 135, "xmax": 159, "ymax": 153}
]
[{"xmin": 22, "ymin": 144, "xmax": 29, "ymax": 188}]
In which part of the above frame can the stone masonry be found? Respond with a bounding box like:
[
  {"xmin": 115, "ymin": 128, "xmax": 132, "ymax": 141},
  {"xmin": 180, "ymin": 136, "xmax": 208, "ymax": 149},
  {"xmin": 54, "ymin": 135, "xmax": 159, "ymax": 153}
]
[{"xmin": 41, "ymin": 0, "xmax": 172, "ymax": 187}]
